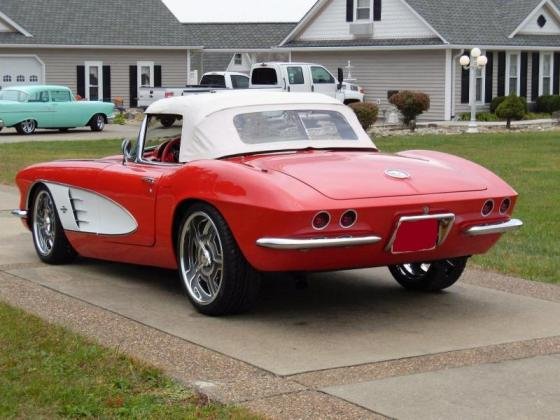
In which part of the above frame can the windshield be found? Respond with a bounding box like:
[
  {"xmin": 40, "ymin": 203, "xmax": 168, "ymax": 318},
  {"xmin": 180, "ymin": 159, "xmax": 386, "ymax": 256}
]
[
  {"xmin": 0, "ymin": 90, "xmax": 29, "ymax": 102},
  {"xmin": 233, "ymin": 110, "xmax": 358, "ymax": 145}
]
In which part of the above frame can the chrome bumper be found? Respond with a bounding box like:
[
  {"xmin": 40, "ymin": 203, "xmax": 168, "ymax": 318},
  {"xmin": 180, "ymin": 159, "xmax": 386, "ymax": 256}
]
[
  {"xmin": 11, "ymin": 209, "xmax": 28, "ymax": 218},
  {"xmin": 464, "ymin": 219, "xmax": 523, "ymax": 236},
  {"xmin": 256, "ymin": 235, "xmax": 383, "ymax": 250}
]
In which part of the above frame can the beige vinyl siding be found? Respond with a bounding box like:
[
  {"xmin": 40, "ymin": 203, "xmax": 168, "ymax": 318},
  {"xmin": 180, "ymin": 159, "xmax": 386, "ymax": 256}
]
[
  {"xmin": 0, "ymin": 48, "xmax": 188, "ymax": 106},
  {"xmin": 292, "ymin": 49, "xmax": 446, "ymax": 120},
  {"xmin": 299, "ymin": 0, "xmax": 435, "ymax": 41}
]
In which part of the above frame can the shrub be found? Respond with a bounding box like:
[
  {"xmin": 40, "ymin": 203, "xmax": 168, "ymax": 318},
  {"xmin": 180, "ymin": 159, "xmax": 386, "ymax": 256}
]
[
  {"xmin": 495, "ymin": 94, "xmax": 526, "ymax": 128},
  {"xmin": 536, "ymin": 95, "xmax": 560, "ymax": 113},
  {"xmin": 388, "ymin": 91, "xmax": 430, "ymax": 129},
  {"xmin": 112, "ymin": 113, "xmax": 126, "ymax": 125},
  {"xmin": 523, "ymin": 112, "xmax": 552, "ymax": 120},
  {"xmin": 460, "ymin": 112, "xmax": 499, "ymax": 122},
  {"xmin": 490, "ymin": 96, "xmax": 506, "ymax": 113},
  {"xmin": 349, "ymin": 102, "xmax": 379, "ymax": 130},
  {"xmin": 491, "ymin": 96, "xmax": 528, "ymax": 113}
]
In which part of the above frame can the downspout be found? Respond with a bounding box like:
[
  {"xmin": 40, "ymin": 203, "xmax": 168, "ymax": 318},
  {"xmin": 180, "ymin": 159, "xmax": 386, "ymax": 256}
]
[{"xmin": 451, "ymin": 49, "xmax": 464, "ymax": 120}]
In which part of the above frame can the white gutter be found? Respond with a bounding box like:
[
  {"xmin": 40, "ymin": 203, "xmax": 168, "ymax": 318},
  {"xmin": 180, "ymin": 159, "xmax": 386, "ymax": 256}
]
[{"xmin": 0, "ymin": 44, "xmax": 204, "ymax": 50}]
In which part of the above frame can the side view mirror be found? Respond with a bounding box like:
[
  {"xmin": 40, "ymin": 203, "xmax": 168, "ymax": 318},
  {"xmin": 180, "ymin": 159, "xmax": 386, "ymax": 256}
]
[
  {"xmin": 337, "ymin": 67, "xmax": 344, "ymax": 90},
  {"xmin": 121, "ymin": 138, "xmax": 133, "ymax": 164}
]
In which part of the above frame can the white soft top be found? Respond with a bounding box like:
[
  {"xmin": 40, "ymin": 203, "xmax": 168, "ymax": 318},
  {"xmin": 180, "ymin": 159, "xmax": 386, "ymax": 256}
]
[{"xmin": 145, "ymin": 91, "xmax": 376, "ymax": 163}]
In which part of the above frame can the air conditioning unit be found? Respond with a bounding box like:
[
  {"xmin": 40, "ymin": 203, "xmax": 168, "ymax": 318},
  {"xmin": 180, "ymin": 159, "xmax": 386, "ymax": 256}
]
[{"xmin": 349, "ymin": 22, "xmax": 374, "ymax": 37}]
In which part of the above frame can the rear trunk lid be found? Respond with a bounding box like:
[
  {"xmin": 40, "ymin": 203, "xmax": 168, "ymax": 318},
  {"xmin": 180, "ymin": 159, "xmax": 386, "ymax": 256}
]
[{"xmin": 243, "ymin": 151, "xmax": 487, "ymax": 200}]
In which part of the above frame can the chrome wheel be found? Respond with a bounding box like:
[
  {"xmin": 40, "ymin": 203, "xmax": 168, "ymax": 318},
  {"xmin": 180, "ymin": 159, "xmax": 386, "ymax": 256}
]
[
  {"xmin": 33, "ymin": 190, "xmax": 56, "ymax": 256},
  {"xmin": 179, "ymin": 211, "xmax": 224, "ymax": 305},
  {"xmin": 20, "ymin": 119, "xmax": 36, "ymax": 134}
]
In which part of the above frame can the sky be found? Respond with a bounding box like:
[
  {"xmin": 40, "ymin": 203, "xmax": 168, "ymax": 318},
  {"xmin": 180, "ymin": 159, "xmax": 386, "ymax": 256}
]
[{"xmin": 162, "ymin": 0, "xmax": 317, "ymax": 23}]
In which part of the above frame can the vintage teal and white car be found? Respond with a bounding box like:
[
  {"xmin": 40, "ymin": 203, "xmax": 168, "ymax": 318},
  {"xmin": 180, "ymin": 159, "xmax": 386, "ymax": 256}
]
[{"xmin": 0, "ymin": 85, "xmax": 115, "ymax": 135}]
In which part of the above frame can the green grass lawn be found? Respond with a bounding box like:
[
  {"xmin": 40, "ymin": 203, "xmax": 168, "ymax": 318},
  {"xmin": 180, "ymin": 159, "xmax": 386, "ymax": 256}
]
[
  {"xmin": 0, "ymin": 302, "xmax": 257, "ymax": 419},
  {"xmin": 376, "ymin": 131, "xmax": 560, "ymax": 284},
  {"xmin": 0, "ymin": 139, "xmax": 122, "ymax": 185},
  {"xmin": 1, "ymin": 132, "xmax": 558, "ymax": 283}
]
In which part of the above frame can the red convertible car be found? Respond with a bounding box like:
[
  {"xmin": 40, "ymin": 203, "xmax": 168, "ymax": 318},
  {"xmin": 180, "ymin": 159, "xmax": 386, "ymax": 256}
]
[{"xmin": 13, "ymin": 91, "xmax": 522, "ymax": 315}]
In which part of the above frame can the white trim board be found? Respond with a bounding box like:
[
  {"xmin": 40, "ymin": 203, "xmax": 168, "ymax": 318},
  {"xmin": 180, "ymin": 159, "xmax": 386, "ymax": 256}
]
[{"xmin": 0, "ymin": 10, "xmax": 33, "ymax": 37}]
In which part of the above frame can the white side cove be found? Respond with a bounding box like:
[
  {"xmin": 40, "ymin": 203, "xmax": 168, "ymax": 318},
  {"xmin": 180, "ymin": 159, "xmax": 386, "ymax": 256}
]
[{"xmin": 45, "ymin": 183, "xmax": 137, "ymax": 236}]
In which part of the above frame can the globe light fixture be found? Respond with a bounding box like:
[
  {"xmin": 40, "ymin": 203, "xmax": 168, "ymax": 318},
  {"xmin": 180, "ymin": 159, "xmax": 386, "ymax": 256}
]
[{"xmin": 460, "ymin": 48, "xmax": 488, "ymax": 134}]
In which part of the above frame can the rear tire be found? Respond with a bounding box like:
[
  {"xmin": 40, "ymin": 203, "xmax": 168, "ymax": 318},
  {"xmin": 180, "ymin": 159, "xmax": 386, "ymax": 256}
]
[
  {"xmin": 177, "ymin": 203, "xmax": 260, "ymax": 316},
  {"xmin": 16, "ymin": 119, "xmax": 37, "ymax": 135},
  {"xmin": 31, "ymin": 186, "xmax": 77, "ymax": 264},
  {"xmin": 389, "ymin": 257, "xmax": 469, "ymax": 292},
  {"xmin": 89, "ymin": 114, "xmax": 105, "ymax": 132}
]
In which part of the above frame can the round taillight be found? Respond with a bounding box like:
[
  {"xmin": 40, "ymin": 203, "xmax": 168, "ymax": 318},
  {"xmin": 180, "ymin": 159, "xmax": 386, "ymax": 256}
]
[
  {"xmin": 500, "ymin": 198, "xmax": 511, "ymax": 214},
  {"xmin": 312, "ymin": 211, "xmax": 331, "ymax": 230},
  {"xmin": 340, "ymin": 210, "xmax": 358, "ymax": 228},
  {"xmin": 481, "ymin": 200, "xmax": 494, "ymax": 217}
]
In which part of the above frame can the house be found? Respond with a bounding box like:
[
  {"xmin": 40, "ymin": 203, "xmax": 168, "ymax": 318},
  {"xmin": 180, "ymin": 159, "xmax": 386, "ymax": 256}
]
[
  {"xmin": 0, "ymin": 0, "xmax": 293, "ymax": 107},
  {"xmin": 279, "ymin": 0, "xmax": 560, "ymax": 120}
]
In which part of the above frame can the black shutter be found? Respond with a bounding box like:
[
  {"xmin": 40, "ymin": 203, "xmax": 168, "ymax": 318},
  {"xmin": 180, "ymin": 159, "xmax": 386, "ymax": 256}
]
[
  {"xmin": 346, "ymin": 0, "xmax": 354, "ymax": 22},
  {"xmin": 77, "ymin": 65, "xmax": 85, "ymax": 99},
  {"xmin": 497, "ymin": 51, "xmax": 506, "ymax": 97},
  {"xmin": 520, "ymin": 52, "xmax": 528, "ymax": 98},
  {"xmin": 102, "ymin": 65, "xmax": 111, "ymax": 102},
  {"xmin": 154, "ymin": 65, "xmax": 162, "ymax": 88},
  {"xmin": 373, "ymin": 0, "xmax": 382, "ymax": 20},
  {"xmin": 485, "ymin": 52, "xmax": 494, "ymax": 103},
  {"xmin": 554, "ymin": 52, "xmax": 560, "ymax": 95},
  {"xmin": 129, "ymin": 65, "xmax": 138, "ymax": 108},
  {"xmin": 532, "ymin": 52, "xmax": 540, "ymax": 101},
  {"xmin": 460, "ymin": 50, "xmax": 470, "ymax": 104}
]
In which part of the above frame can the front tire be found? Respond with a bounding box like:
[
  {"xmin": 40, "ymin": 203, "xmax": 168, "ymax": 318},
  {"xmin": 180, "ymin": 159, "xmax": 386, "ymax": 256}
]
[
  {"xmin": 31, "ymin": 186, "xmax": 77, "ymax": 264},
  {"xmin": 177, "ymin": 203, "xmax": 260, "ymax": 316},
  {"xmin": 90, "ymin": 114, "xmax": 106, "ymax": 132},
  {"xmin": 16, "ymin": 119, "xmax": 37, "ymax": 135},
  {"xmin": 389, "ymin": 257, "xmax": 469, "ymax": 292}
]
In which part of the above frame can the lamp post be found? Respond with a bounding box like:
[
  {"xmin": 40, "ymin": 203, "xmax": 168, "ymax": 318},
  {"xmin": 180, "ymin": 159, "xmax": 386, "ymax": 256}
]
[{"xmin": 460, "ymin": 48, "xmax": 488, "ymax": 134}]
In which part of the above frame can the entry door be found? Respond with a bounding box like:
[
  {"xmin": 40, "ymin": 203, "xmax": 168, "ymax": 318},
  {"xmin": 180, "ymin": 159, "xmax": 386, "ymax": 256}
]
[
  {"xmin": 310, "ymin": 66, "xmax": 337, "ymax": 98},
  {"xmin": 85, "ymin": 62, "xmax": 103, "ymax": 101},
  {"xmin": 285, "ymin": 65, "xmax": 311, "ymax": 93}
]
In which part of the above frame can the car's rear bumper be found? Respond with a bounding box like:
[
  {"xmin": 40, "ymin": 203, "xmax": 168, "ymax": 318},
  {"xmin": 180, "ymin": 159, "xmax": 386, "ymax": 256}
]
[
  {"xmin": 464, "ymin": 219, "xmax": 523, "ymax": 236},
  {"xmin": 257, "ymin": 235, "xmax": 383, "ymax": 250},
  {"xmin": 11, "ymin": 209, "xmax": 28, "ymax": 218}
]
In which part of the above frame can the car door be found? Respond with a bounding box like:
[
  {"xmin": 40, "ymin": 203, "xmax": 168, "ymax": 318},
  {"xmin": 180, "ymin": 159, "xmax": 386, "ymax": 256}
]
[
  {"xmin": 26, "ymin": 89, "xmax": 56, "ymax": 127},
  {"xmin": 285, "ymin": 65, "xmax": 311, "ymax": 93},
  {"xmin": 310, "ymin": 66, "xmax": 337, "ymax": 98},
  {"xmin": 49, "ymin": 89, "xmax": 79, "ymax": 127}
]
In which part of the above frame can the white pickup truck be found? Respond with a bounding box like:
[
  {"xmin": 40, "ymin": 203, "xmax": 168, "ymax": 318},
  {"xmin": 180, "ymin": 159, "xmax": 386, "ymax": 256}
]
[
  {"xmin": 249, "ymin": 62, "xmax": 364, "ymax": 104},
  {"xmin": 137, "ymin": 71, "xmax": 249, "ymax": 108}
]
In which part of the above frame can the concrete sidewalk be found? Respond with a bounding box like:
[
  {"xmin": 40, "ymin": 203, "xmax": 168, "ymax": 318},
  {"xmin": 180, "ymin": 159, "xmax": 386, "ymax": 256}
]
[{"xmin": 1, "ymin": 185, "xmax": 559, "ymax": 419}]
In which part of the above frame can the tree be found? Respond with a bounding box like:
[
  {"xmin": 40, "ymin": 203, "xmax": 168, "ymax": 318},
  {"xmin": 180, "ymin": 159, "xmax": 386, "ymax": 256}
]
[
  {"xmin": 495, "ymin": 94, "xmax": 526, "ymax": 129},
  {"xmin": 388, "ymin": 91, "xmax": 430, "ymax": 130}
]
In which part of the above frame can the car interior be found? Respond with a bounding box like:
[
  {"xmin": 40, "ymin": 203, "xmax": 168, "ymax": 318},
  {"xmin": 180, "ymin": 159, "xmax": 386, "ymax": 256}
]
[{"xmin": 142, "ymin": 114, "xmax": 183, "ymax": 164}]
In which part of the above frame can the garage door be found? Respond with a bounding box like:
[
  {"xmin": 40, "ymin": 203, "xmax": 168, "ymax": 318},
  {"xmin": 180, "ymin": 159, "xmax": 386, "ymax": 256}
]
[{"xmin": 0, "ymin": 56, "xmax": 44, "ymax": 90}]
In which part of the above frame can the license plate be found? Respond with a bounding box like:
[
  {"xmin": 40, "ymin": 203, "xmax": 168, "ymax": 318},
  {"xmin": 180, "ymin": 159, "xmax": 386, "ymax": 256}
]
[{"xmin": 391, "ymin": 218, "xmax": 439, "ymax": 254}]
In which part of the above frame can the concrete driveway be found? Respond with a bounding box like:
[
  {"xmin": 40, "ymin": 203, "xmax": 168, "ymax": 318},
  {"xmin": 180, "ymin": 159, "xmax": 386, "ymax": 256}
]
[
  {"xmin": 1, "ymin": 184, "xmax": 559, "ymax": 419},
  {"xmin": 0, "ymin": 123, "xmax": 140, "ymax": 143}
]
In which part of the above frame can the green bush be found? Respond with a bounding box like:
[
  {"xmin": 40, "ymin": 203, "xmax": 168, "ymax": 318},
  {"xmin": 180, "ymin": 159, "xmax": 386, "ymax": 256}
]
[
  {"xmin": 536, "ymin": 95, "xmax": 560, "ymax": 113},
  {"xmin": 523, "ymin": 112, "xmax": 552, "ymax": 120},
  {"xmin": 460, "ymin": 112, "xmax": 499, "ymax": 122},
  {"xmin": 490, "ymin": 96, "xmax": 507, "ymax": 113},
  {"xmin": 496, "ymin": 94, "xmax": 526, "ymax": 128},
  {"xmin": 388, "ymin": 90, "xmax": 430, "ymax": 129},
  {"xmin": 349, "ymin": 102, "xmax": 379, "ymax": 130},
  {"xmin": 491, "ymin": 96, "xmax": 528, "ymax": 113},
  {"xmin": 112, "ymin": 113, "xmax": 126, "ymax": 125}
]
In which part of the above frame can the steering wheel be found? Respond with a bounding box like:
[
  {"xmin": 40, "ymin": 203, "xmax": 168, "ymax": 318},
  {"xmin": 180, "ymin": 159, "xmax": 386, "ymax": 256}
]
[{"xmin": 161, "ymin": 138, "xmax": 181, "ymax": 163}]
